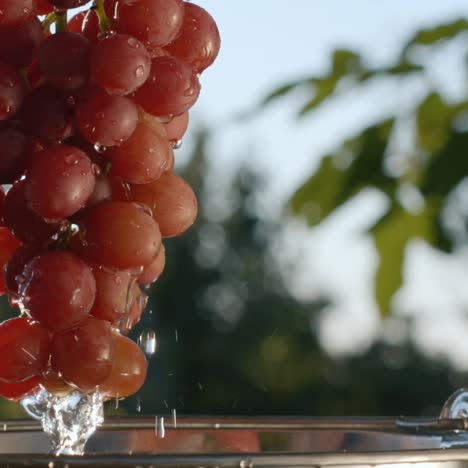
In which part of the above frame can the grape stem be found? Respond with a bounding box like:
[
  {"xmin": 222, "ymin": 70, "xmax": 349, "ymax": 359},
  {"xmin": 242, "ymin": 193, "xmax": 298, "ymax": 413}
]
[
  {"xmin": 42, "ymin": 12, "xmax": 56, "ymax": 33},
  {"xmin": 94, "ymin": 0, "xmax": 112, "ymax": 33},
  {"xmin": 102, "ymin": 161, "xmax": 112, "ymax": 177},
  {"xmin": 55, "ymin": 11, "xmax": 68, "ymax": 32}
]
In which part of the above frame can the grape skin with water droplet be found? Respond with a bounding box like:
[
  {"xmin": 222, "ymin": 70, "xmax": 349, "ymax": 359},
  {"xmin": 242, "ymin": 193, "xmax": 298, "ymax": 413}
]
[{"xmin": 90, "ymin": 33, "xmax": 151, "ymax": 96}]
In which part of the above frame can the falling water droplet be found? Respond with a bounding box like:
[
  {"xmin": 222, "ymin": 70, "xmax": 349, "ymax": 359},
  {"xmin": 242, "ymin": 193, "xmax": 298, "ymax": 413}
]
[
  {"xmin": 136, "ymin": 395, "xmax": 142, "ymax": 413},
  {"xmin": 172, "ymin": 408, "xmax": 177, "ymax": 428},
  {"xmin": 154, "ymin": 416, "xmax": 166, "ymax": 438},
  {"xmin": 158, "ymin": 417, "xmax": 165, "ymax": 438},
  {"xmin": 137, "ymin": 329, "xmax": 157, "ymax": 357}
]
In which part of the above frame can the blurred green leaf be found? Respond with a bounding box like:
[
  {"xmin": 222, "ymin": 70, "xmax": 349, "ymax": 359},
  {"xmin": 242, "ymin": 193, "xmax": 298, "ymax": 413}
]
[
  {"xmin": 401, "ymin": 18, "xmax": 468, "ymax": 58},
  {"xmin": 330, "ymin": 49, "xmax": 363, "ymax": 75},
  {"xmin": 371, "ymin": 200, "xmax": 440, "ymax": 316},
  {"xmin": 290, "ymin": 120, "xmax": 394, "ymax": 225},
  {"xmin": 298, "ymin": 49, "xmax": 363, "ymax": 116},
  {"xmin": 260, "ymin": 81, "xmax": 303, "ymax": 107},
  {"xmin": 421, "ymin": 130, "xmax": 468, "ymax": 196},
  {"xmin": 256, "ymin": 50, "xmax": 422, "ymax": 118},
  {"xmin": 417, "ymin": 93, "xmax": 455, "ymax": 153}
]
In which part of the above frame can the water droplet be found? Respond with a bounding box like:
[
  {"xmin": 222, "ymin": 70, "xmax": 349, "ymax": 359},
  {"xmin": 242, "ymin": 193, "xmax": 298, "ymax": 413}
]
[
  {"xmin": 172, "ymin": 408, "xmax": 177, "ymax": 428},
  {"xmin": 64, "ymin": 153, "xmax": 78, "ymax": 165},
  {"xmin": 137, "ymin": 329, "xmax": 157, "ymax": 357},
  {"xmin": 92, "ymin": 163, "xmax": 102, "ymax": 176},
  {"xmin": 53, "ymin": 6, "xmax": 67, "ymax": 15},
  {"xmin": 136, "ymin": 395, "xmax": 142, "ymax": 413},
  {"xmin": 98, "ymin": 30, "xmax": 116, "ymax": 41},
  {"xmin": 135, "ymin": 65, "xmax": 145, "ymax": 78},
  {"xmin": 127, "ymin": 37, "xmax": 140, "ymax": 48},
  {"xmin": 240, "ymin": 460, "xmax": 254, "ymax": 468},
  {"xmin": 94, "ymin": 144, "xmax": 107, "ymax": 154},
  {"xmin": 174, "ymin": 139, "xmax": 183, "ymax": 149}
]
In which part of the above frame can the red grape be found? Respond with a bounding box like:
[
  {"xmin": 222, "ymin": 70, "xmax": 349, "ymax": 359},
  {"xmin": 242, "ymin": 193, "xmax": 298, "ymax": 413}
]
[
  {"xmin": 3, "ymin": 181, "xmax": 63, "ymax": 245},
  {"xmin": 165, "ymin": 2, "xmax": 220, "ymax": 73},
  {"xmin": 130, "ymin": 171, "xmax": 198, "ymax": 237},
  {"xmin": 4, "ymin": 244, "xmax": 41, "ymax": 298},
  {"xmin": 90, "ymin": 34, "xmax": 151, "ymax": 96},
  {"xmin": 51, "ymin": 316, "xmax": 115, "ymax": 391},
  {"xmin": 0, "ymin": 127, "xmax": 31, "ymax": 183},
  {"xmin": 134, "ymin": 56, "xmax": 200, "ymax": 117},
  {"xmin": 26, "ymin": 59, "xmax": 42, "ymax": 89},
  {"xmin": 104, "ymin": 0, "xmax": 117, "ymax": 18},
  {"xmin": 21, "ymin": 251, "xmax": 96, "ymax": 332},
  {"xmin": 0, "ymin": 376, "xmax": 40, "ymax": 400},
  {"xmin": 68, "ymin": 10, "xmax": 99, "ymax": 44},
  {"xmin": 75, "ymin": 89, "xmax": 138, "ymax": 146},
  {"xmin": 138, "ymin": 245, "xmax": 165, "ymax": 285},
  {"xmin": 107, "ymin": 119, "xmax": 173, "ymax": 184},
  {"xmin": 20, "ymin": 86, "xmax": 74, "ymax": 142},
  {"xmin": 39, "ymin": 32, "xmax": 90, "ymax": 91},
  {"xmin": 0, "ymin": 62, "xmax": 26, "ymax": 120},
  {"xmin": 0, "ymin": 17, "xmax": 42, "ymax": 69},
  {"xmin": 163, "ymin": 111, "xmax": 189, "ymax": 144},
  {"xmin": 26, "ymin": 144, "xmax": 96, "ymax": 221},
  {"xmin": 0, "ymin": 228, "xmax": 21, "ymax": 295},
  {"xmin": 80, "ymin": 201, "xmax": 161, "ymax": 270},
  {"xmin": 0, "ymin": 0, "xmax": 35, "ymax": 28},
  {"xmin": 90, "ymin": 266, "xmax": 135, "ymax": 324},
  {"xmin": 36, "ymin": 0, "xmax": 53, "ymax": 15},
  {"xmin": 67, "ymin": 11, "xmax": 87, "ymax": 33},
  {"xmin": 115, "ymin": 0, "xmax": 184, "ymax": 51},
  {"xmin": 81, "ymin": 10, "xmax": 100, "ymax": 44},
  {"xmin": 99, "ymin": 333, "xmax": 147, "ymax": 398},
  {"xmin": 48, "ymin": 0, "xmax": 89, "ymax": 9},
  {"xmin": 0, "ymin": 318, "xmax": 50, "ymax": 382},
  {"xmin": 0, "ymin": 185, "xmax": 4, "ymax": 222},
  {"xmin": 39, "ymin": 371, "xmax": 73, "ymax": 396}
]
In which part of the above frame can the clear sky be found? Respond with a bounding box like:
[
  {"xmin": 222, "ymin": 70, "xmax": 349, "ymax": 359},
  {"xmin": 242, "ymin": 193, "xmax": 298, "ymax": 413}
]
[{"xmin": 183, "ymin": 1, "xmax": 468, "ymax": 369}]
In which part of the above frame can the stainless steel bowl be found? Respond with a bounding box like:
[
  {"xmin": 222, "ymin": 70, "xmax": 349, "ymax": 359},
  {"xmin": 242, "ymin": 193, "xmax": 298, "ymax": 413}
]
[{"xmin": 0, "ymin": 414, "xmax": 467, "ymax": 467}]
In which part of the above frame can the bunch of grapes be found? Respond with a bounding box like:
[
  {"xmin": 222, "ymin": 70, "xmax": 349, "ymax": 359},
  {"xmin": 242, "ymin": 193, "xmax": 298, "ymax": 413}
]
[{"xmin": 0, "ymin": 0, "xmax": 220, "ymax": 403}]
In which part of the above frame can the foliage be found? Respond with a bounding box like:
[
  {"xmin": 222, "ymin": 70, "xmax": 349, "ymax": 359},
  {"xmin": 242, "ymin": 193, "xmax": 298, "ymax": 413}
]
[
  {"xmin": 258, "ymin": 18, "xmax": 468, "ymax": 316},
  {"xmin": 124, "ymin": 132, "xmax": 464, "ymax": 417}
]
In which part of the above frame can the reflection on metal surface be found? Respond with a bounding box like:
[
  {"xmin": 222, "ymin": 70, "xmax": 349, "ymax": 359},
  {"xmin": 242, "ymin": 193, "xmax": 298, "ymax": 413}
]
[
  {"xmin": 1, "ymin": 388, "xmax": 468, "ymax": 466},
  {"xmin": 439, "ymin": 388, "xmax": 468, "ymax": 448}
]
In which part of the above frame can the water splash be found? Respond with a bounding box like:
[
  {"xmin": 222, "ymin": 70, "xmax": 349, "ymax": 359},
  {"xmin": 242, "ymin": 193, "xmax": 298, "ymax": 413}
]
[
  {"xmin": 137, "ymin": 329, "xmax": 157, "ymax": 358},
  {"xmin": 21, "ymin": 388, "xmax": 103, "ymax": 455}
]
